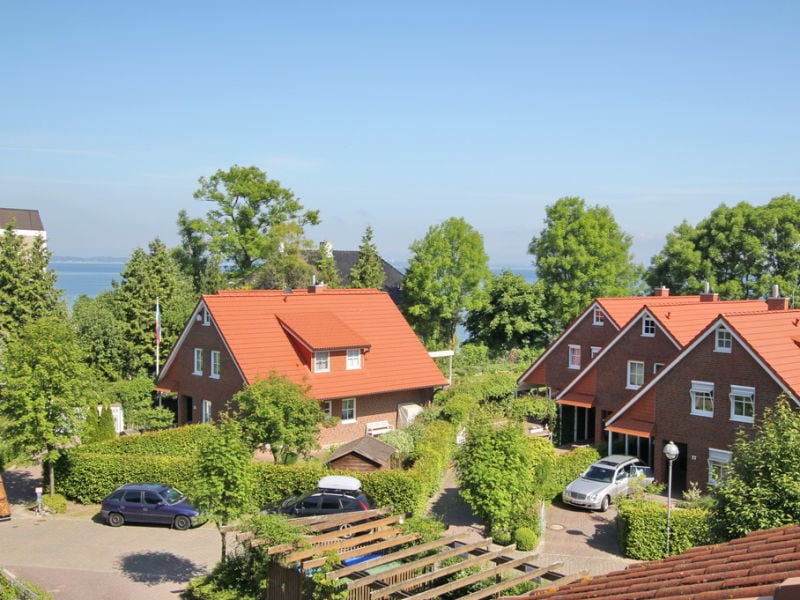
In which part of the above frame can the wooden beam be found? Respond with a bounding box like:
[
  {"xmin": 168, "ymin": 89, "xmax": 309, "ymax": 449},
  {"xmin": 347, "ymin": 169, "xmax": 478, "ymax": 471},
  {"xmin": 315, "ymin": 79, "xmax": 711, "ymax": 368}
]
[
  {"xmin": 395, "ymin": 555, "xmax": 538, "ymax": 600},
  {"xmin": 308, "ymin": 515, "xmax": 404, "ymax": 544},
  {"xmin": 370, "ymin": 545, "xmax": 517, "ymax": 599},
  {"xmin": 525, "ymin": 569, "xmax": 591, "ymax": 592},
  {"xmin": 286, "ymin": 528, "xmax": 402, "ymax": 562},
  {"xmin": 293, "ymin": 508, "xmax": 390, "ymax": 531},
  {"xmin": 325, "ymin": 532, "xmax": 471, "ymax": 581},
  {"xmin": 302, "ymin": 533, "xmax": 421, "ymax": 572},
  {"xmin": 348, "ymin": 537, "xmax": 493, "ymax": 590},
  {"xmin": 455, "ymin": 563, "xmax": 563, "ymax": 600}
]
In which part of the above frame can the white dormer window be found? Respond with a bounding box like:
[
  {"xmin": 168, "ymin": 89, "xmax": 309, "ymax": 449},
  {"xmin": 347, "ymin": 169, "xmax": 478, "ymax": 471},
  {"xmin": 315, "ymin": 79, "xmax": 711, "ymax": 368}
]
[
  {"xmin": 314, "ymin": 351, "xmax": 330, "ymax": 373},
  {"xmin": 593, "ymin": 308, "xmax": 606, "ymax": 326},
  {"xmin": 346, "ymin": 348, "xmax": 362, "ymax": 370},
  {"xmin": 715, "ymin": 327, "xmax": 732, "ymax": 353},
  {"xmin": 568, "ymin": 345, "xmax": 581, "ymax": 370},
  {"xmin": 642, "ymin": 316, "xmax": 656, "ymax": 337}
]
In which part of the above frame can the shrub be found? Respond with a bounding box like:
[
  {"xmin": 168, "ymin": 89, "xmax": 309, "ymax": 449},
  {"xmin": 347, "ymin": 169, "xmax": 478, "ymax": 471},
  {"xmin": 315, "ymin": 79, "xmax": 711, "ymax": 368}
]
[
  {"xmin": 78, "ymin": 424, "xmax": 216, "ymax": 457},
  {"xmin": 513, "ymin": 526, "xmax": 539, "ymax": 551},
  {"xmin": 378, "ymin": 429, "xmax": 414, "ymax": 455},
  {"xmin": 42, "ymin": 493, "xmax": 67, "ymax": 514},
  {"xmin": 541, "ymin": 446, "xmax": 600, "ymax": 501},
  {"xmin": 617, "ymin": 499, "xmax": 712, "ymax": 560}
]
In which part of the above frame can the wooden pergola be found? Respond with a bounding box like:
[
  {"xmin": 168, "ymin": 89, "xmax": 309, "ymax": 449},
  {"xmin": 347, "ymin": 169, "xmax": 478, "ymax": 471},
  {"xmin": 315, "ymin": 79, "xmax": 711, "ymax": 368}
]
[{"xmin": 239, "ymin": 510, "xmax": 588, "ymax": 600}]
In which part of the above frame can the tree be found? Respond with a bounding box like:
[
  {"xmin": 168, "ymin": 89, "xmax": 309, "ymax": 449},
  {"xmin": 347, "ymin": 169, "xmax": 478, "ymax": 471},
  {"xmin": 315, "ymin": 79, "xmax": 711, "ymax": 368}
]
[
  {"xmin": 710, "ymin": 397, "xmax": 800, "ymax": 541},
  {"xmin": 193, "ymin": 416, "xmax": 253, "ymax": 562},
  {"xmin": 112, "ymin": 239, "xmax": 196, "ymax": 378},
  {"xmin": 0, "ymin": 224, "xmax": 63, "ymax": 341},
  {"xmin": 349, "ymin": 225, "xmax": 386, "ymax": 289},
  {"xmin": 106, "ymin": 374, "xmax": 174, "ymax": 432},
  {"xmin": 314, "ymin": 241, "xmax": 341, "ymax": 287},
  {"xmin": 0, "ymin": 315, "xmax": 93, "ymax": 495},
  {"xmin": 172, "ymin": 209, "xmax": 227, "ymax": 295},
  {"xmin": 71, "ymin": 293, "xmax": 128, "ymax": 381},
  {"xmin": 645, "ymin": 221, "xmax": 711, "ymax": 295},
  {"xmin": 192, "ymin": 165, "xmax": 320, "ymax": 281},
  {"xmin": 402, "ymin": 217, "xmax": 491, "ymax": 349},
  {"xmin": 528, "ymin": 197, "xmax": 641, "ymax": 331},
  {"xmin": 231, "ymin": 375, "xmax": 330, "ymax": 463},
  {"xmin": 465, "ymin": 271, "xmax": 551, "ymax": 356}
]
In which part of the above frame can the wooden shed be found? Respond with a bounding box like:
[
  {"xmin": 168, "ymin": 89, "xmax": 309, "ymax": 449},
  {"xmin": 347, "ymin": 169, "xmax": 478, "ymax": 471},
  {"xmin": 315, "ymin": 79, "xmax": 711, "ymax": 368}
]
[{"xmin": 325, "ymin": 436, "xmax": 397, "ymax": 472}]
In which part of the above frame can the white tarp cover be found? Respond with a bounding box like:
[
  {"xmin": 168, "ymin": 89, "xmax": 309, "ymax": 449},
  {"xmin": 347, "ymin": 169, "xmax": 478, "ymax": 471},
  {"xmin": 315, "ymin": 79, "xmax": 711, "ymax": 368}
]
[{"xmin": 397, "ymin": 403, "xmax": 424, "ymax": 428}]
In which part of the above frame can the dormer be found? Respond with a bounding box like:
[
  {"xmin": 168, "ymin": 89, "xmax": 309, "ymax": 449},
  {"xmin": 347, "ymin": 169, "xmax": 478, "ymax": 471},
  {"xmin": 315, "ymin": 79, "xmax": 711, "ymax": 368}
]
[{"xmin": 278, "ymin": 312, "xmax": 371, "ymax": 373}]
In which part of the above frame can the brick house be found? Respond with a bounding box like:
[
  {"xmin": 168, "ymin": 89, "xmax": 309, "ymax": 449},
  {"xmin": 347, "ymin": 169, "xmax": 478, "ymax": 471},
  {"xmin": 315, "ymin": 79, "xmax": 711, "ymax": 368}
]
[
  {"xmin": 156, "ymin": 286, "xmax": 448, "ymax": 447},
  {"xmin": 555, "ymin": 296, "xmax": 772, "ymax": 453},
  {"xmin": 607, "ymin": 305, "xmax": 800, "ymax": 492}
]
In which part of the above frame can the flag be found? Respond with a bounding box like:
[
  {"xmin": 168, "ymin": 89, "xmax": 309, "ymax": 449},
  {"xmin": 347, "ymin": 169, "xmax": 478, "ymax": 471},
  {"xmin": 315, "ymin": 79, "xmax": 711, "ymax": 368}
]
[{"xmin": 155, "ymin": 299, "xmax": 162, "ymax": 345}]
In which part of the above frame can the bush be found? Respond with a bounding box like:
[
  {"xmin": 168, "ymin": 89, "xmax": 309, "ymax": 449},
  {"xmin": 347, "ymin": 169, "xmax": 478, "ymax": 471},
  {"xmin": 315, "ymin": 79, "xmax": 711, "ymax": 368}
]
[
  {"xmin": 378, "ymin": 429, "xmax": 414, "ymax": 455},
  {"xmin": 617, "ymin": 499, "xmax": 712, "ymax": 560},
  {"xmin": 78, "ymin": 424, "xmax": 216, "ymax": 457},
  {"xmin": 513, "ymin": 526, "xmax": 539, "ymax": 551},
  {"xmin": 541, "ymin": 446, "xmax": 600, "ymax": 501},
  {"xmin": 42, "ymin": 493, "xmax": 68, "ymax": 514}
]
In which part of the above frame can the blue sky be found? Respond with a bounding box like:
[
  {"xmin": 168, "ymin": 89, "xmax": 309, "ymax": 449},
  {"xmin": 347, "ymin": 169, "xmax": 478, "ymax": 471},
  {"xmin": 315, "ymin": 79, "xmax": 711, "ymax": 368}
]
[{"xmin": 2, "ymin": 2, "xmax": 798, "ymax": 267}]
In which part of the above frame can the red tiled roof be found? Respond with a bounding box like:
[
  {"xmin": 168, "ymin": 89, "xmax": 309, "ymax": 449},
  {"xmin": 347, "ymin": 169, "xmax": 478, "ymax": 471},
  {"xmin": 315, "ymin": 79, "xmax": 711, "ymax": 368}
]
[
  {"xmin": 201, "ymin": 288, "xmax": 447, "ymax": 400},
  {"xmin": 509, "ymin": 525, "xmax": 800, "ymax": 600},
  {"xmin": 645, "ymin": 300, "xmax": 770, "ymax": 346},
  {"xmin": 595, "ymin": 295, "xmax": 701, "ymax": 329}
]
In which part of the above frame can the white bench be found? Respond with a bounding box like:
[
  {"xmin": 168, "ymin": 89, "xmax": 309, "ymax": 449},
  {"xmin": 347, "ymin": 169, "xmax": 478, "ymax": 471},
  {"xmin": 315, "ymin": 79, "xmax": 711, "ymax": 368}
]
[{"xmin": 365, "ymin": 420, "xmax": 392, "ymax": 437}]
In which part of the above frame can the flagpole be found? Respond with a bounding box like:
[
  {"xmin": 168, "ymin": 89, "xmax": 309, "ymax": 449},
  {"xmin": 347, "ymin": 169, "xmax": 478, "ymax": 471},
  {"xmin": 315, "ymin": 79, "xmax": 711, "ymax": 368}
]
[{"xmin": 155, "ymin": 297, "xmax": 161, "ymax": 378}]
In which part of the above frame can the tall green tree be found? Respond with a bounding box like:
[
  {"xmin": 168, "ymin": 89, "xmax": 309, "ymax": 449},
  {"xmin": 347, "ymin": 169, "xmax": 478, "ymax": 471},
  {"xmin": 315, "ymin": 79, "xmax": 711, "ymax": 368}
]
[
  {"xmin": 528, "ymin": 197, "xmax": 641, "ymax": 331},
  {"xmin": 231, "ymin": 375, "xmax": 330, "ymax": 464},
  {"xmin": 71, "ymin": 292, "xmax": 127, "ymax": 380},
  {"xmin": 172, "ymin": 209, "xmax": 227, "ymax": 295},
  {"xmin": 112, "ymin": 239, "xmax": 196, "ymax": 378},
  {"xmin": 402, "ymin": 217, "xmax": 491, "ymax": 349},
  {"xmin": 0, "ymin": 225, "xmax": 63, "ymax": 341},
  {"xmin": 192, "ymin": 165, "xmax": 320, "ymax": 281},
  {"xmin": 0, "ymin": 315, "xmax": 92, "ymax": 495},
  {"xmin": 710, "ymin": 397, "xmax": 800, "ymax": 540},
  {"xmin": 314, "ymin": 241, "xmax": 341, "ymax": 287},
  {"xmin": 465, "ymin": 271, "xmax": 551, "ymax": 356},
  {"xmin": 645, "ymin": 221, "xmax": 711, "ymax": 295},
  {"xmin": 193, "ymin": 416, "xmax": 254, "ymax": 561},
  {"xmin": 349, "ymin": 225, "xmax": 386, "ymax": 289}
]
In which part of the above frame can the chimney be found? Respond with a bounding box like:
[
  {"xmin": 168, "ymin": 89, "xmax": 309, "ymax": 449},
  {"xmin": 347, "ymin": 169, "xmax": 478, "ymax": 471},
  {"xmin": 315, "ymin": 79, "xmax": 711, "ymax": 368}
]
[
  {"xmin": 308, "ymin": 283, "xmax": 327, "ymax": 293},
  {"xmin": 653, "ymin": 286, "xmax": 670, "ymax": 297},
  {"xmin": 700, "ymin": 281, "xmax": 718, "ymax": 302},
  {"xmin": 767, "ymin": 284, "xmax": 790, "ymax": 311}
]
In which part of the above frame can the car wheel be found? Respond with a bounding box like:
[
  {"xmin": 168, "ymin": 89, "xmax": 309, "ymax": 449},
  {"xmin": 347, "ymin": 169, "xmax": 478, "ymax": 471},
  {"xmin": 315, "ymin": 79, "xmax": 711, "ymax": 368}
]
[
  {"xmin": 173, "ymin": 515, "xmax": 191, "ymax": 531},
  {"xmin": 108, "ymin": 512, "xmax": 125, "ymax": 527},
  {"xmin": 599, "ymin": 496, "xmax": 610, "ymax": 512}
]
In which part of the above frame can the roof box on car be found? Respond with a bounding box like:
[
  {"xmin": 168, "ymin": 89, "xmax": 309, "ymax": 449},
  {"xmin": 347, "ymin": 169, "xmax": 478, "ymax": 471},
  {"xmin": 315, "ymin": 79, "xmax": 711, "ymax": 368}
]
[{"xmin": 317, "ymin": 475, "xmax": 361, "ymax": 492}]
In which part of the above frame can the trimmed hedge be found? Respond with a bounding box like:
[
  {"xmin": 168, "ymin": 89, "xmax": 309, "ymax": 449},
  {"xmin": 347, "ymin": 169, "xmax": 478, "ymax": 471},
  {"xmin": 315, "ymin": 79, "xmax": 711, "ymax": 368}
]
[
  {"xmin": 76, "ymin": 424, "xmax": 216, "ymax": 456},
  {"xmin": 616, "ymin": 499, "xmax": 712, "ymax": 560}
]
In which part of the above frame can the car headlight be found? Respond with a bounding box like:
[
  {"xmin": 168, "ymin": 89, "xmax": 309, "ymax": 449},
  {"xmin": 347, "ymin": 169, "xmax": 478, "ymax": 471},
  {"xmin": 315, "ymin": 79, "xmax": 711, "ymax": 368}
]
[{"xmin": 587, "ymin": 493, "xmax": 598, "ymax": 501}]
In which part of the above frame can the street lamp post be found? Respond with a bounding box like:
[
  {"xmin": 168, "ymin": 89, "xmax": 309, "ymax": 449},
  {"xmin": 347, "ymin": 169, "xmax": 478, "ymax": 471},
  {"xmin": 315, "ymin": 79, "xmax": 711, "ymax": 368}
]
[{"xmin": 663, "ymin": 441, "xmax": 679, "ymax": 556}]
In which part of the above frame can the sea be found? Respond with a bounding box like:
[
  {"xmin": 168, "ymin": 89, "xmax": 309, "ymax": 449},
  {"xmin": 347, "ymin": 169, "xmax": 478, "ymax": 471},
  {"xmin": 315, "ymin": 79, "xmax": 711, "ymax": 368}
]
[{"xmin": 51, "ymin": 260, "xmax": 537, "ymax": 308}]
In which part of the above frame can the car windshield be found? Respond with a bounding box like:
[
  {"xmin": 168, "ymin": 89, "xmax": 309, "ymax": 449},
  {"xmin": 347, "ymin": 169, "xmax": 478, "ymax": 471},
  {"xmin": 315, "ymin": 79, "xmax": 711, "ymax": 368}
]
[
  {"xmin": 161, "ymin": 487, "xmax": 185, "ymax": 504},
  {"xmin": 582, "ymin": 466, "xmax": 614, "ymax": 483}
]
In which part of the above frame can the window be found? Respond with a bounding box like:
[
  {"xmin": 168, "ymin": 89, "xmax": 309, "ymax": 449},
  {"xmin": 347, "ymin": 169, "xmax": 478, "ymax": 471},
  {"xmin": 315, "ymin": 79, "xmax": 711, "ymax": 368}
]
[
  {"xmin": 642, "ymin": 316, "xmax": 656, "ymax": 337},
  {"xmin": 322, "ymin": 401, "xmax": 332, "ymax": 418},
  {"xmin": 593, "ymin": 308, "xmax": 606, "ymax": 326},
  {"xmin": 314, "ymin": 351, "xmax": 330, "ymax": 373},
  {"xmin": 193, "ymin": 348, "xmax": 203, "ymax": 375},
  {"xmin": 210, "ymin": 350, "xmax": 221, "ymax": 379},
  {"xmin": 715, "ymin": 327, "xmax": 732, "ymax": 353},
  {"xmin": 729, "ymin": 385, "xmax": 755, "ymax": 423},
  {"xmin": 346, "ymin": 348, "xmax": 362, "ymax": 370},
  {"xmin": 708, "ymin": 448, "xmax": 732, "ymax": 485},
  {"xmin": 653, "ymin": 363, "xmax": 664, "ymax": 374},
  {"xmin": 591, "ymin": 346, "xmax": 601, "ymax": 358},
  {"xmin": 690, "ymin": 380, "xmax": 714, "ymax": 417},
  {"xmin": 202, "ymin": 309, "xmax": 211, "ymax": 326},
  {"xmin": 341, "ymin": 398, "xmax": 356, "ymax": 423},
  {"xmin": 568, "ymin": 345, "xmax": 581, "ymax": 370},
  {"xmin": 201, "ymin": 400, "xmax": 212, "ymax": 424},
  {"xmin": 627, "ymin": 361, "xmax": 644, "ymax": 389}
]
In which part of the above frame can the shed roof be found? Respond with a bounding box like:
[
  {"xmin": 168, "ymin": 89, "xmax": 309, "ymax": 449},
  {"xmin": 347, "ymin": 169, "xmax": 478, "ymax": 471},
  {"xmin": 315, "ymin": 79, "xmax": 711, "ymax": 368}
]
[{"xmin": 325, "ymin": 436, "xmax": 396, "ymax": 466}]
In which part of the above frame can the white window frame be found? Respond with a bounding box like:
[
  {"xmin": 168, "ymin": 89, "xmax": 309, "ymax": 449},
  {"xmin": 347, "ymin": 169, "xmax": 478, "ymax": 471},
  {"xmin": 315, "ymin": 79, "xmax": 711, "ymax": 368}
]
[
  {"xmin": 690, "ymin": 380, "xmax": 715, "ymax": 417},
  {"xmin": 707, "ymin": 448, "xmax": 732, "ymax": 485},
  {"xmin": 568, "ymin": 345, "xmax": 581, "ymax": 370},
  {"xmin": 210, "ymin": 350, "xmax": 221, "ymax": 379},
  {"xmin": 341, "ymin": 398, "xmax": 356, "ymax": 423},
  {"xmin": 715, "ymin": 327, "xmax": 732, "ymax": 353},
  {"xmin": 202, "ymin": 309, "xmax": 211, "ymax": 326},
  {"xmin": 729, "ymin": 385, "xmax": 755, "ymax": 423},
  {"xmin": 314, "ymin": 351, "xmax": 330, "ymax": 373},
  {"xmin": 593, "ymin": 308, "xmax": 606, "ymax": 326},
  {"xmin": 346, "ymin": 348, "xmax": 362, "ymax": 370},
  {"xmin": 201, "ymin": 400, "xmax": 212, "ymax": 424},
  {"xmin": 193, "ymin": 348, "xmax": 203, "ymax": 375},
  {"xmin": 642, "ymin": 316, "xmax": 656, "ymax": 337},
  {"xmin": 322, "ymin": 400, "xmax": 332, "ymax": 418},
  {"xmin": 590, "ymin": 346, "xmax": 601, "ymax": 358},
  {"xmin": 627, "ymin": 360, "xmax": 644, "ymax": 389},
  {"xmin": 653, "ymin": 362, "xmax": 664, "ymax": 374}
]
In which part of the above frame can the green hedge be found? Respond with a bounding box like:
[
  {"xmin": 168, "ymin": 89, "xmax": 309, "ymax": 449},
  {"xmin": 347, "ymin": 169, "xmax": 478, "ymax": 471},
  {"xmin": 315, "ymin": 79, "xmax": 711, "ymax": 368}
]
[
  {"xmin": 541, "ymin": 446, "xmax": 600, "ymax": 501},
  {"xmin": 616, "ymin": 499, "xmax": 712, "ymax": 560},
  {"xmin": 76, "ymin": 424, "xmax": 216, "ymax": 456}
]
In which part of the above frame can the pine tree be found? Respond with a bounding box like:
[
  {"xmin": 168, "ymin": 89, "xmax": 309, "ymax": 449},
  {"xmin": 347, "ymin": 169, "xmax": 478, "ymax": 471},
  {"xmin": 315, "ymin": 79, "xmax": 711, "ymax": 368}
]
[
  {"xmin": 314, "ymin": 241, "xmax": 341, "ymax": 287},
  {"xmin": 349, "ymin": 226, "xmax": 386, "ymax": 289}
]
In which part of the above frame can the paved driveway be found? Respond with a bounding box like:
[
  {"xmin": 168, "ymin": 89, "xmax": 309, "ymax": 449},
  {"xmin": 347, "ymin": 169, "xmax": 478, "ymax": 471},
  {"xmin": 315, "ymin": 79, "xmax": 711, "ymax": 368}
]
[{"xmin": 0, "ymin": 468, "xmax": 220, "ymax": 600}]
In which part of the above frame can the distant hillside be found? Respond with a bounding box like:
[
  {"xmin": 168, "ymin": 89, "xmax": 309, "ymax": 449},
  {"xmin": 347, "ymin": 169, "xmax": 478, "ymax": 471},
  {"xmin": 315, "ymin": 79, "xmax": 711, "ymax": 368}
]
[{"xmin": 52, "ymin": 256, "xmax": 127, "ymax": 264}]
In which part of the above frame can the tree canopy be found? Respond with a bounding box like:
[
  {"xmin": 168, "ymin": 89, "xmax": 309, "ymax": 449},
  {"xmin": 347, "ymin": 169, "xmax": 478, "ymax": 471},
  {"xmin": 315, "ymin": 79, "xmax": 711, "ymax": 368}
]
[
  {"xmin": 191, "ymin": 165, "xmax": 320, "ymax": 282},
  {"xmin": 349, "ymin": 225, "xmax": 386, "ymax": 289},
  {"xmin": 402, "ymin": 217, "xmax": 491, "ymax": 349},
  {"xmin": 528, "ymin": 197, "xmax": 641, "ymax": 331},
  {"xmin": 710, "ymin": 397, "xmax": 800, "ymax": 541}
]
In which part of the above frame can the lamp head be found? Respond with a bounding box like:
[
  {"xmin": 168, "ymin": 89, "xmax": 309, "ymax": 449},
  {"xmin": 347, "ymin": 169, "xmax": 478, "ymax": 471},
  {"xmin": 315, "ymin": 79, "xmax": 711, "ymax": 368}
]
[{"xmin": 663, "ymin": 441, "xmax": 679, "ymax": 462}]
